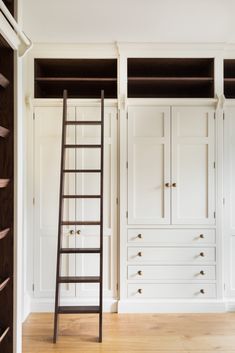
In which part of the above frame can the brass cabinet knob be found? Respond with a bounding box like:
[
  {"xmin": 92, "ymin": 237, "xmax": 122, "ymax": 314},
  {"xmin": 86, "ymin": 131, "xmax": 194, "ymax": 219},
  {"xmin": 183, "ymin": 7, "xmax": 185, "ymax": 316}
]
[
  {"xmin": 200, "ymin": 252, "xmax": 205, "ymax": 257},
  {"xmin": 69, "ymin": 230, "xmax": 74, "ymax": 235},
  {"xmin": 138, "ymin": 270, "xmax": 142, "ymax": 276},
  {"xmin": 200, "ymin": 270, "xmax": 205, "ymax": 276},
  {"xmin": 138, "ymin": 252, "xmax": 142, "ymax": 257},
  {"xmin": 138, "ymin": 289, "xmax": 142, "ymax": 294},
  {"xmin": 76, "ymin": 229, "xmax": 81, "ymax": 235},
  {"xmin": 200, "ymin": 289, "xmax": 205, "ymax": 294},
  {"xmin": 172, "ymin": 183, "xmax": 177, "ymax": 187},
  {"xmin": 165, "ymin": 183, "xmax": 170, "ymax": 187},
  {"xmin": 199, "ymin": 234, "xmax": 205, "ymax": 239},
  {"xmin": 137, "ymin": 234, "xmax": 142, "ymax": 239}
]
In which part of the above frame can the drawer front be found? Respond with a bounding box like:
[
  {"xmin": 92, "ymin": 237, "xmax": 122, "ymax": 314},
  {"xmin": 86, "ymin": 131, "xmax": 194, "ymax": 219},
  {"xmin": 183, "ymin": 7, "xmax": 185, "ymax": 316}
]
[
  {"xmin": 128, "ymin": 283, "xmax": 216, "ymax": 299},
  {"xmin": 128, "ymin": 247, "xmax": 215, "ymax": 263},
  {"xmin": 128, "ymin": 265, "xmax": 216, "ymax": 280},
  {"xmin": 128, "ymin": 229, "xmax": 215, "ymax": 244}
]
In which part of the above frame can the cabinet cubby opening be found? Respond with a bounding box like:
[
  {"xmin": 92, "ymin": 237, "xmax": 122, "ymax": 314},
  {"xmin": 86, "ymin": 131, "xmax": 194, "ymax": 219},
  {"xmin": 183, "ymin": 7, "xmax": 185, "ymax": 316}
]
[
  {"xmin": 128, "ymin": 58, "xmax": 214, "ymax": 98},
  {"xmin": 34, "ymin": 58, "xmax": 117, "ymax": 99},
  {"xmin": 224, "ymin": 59, "xmax": 235, "ymax": 98}
]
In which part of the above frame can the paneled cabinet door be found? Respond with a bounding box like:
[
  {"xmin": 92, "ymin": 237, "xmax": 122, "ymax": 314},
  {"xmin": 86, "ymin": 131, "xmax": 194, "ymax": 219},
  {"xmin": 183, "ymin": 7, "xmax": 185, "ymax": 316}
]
[
  {"xmin": 34, "ymin": 107, "xmax": 76, "ymax": 298},
  {"xmin": 73, "ymin": 106, "xmax": 118, "ymax": 300},
  {"xmin": 171, "ymin": 106, "xmax": 215, "ymax": 225},
  {"xmin": 128, "ymin": 106, "xmax": 171, "ymax": 224}
]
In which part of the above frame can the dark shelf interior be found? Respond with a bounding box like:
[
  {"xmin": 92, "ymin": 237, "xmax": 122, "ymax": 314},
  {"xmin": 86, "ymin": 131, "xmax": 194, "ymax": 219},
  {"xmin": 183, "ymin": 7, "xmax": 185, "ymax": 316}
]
[
  {"xmin": 224, "ymin": 60, "xmax": 235, "ymax": 98},
  {"xmin": 35, "ymin": 58, "xmax": 117, "ymax": 98},
  {"xmin": 128, "ymin": 58, "xmax": 214, "ymax": 98}
]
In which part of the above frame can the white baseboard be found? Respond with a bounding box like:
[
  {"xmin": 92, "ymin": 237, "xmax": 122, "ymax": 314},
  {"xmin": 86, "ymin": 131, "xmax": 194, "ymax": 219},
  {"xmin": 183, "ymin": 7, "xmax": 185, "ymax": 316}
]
[
  {"xmin": 30, "ymin": 298, "xmax": 117, "ymax": 313},
  {"xmin": 118, "ymin": 300, "xmax": 227, "ymax": 313},
  {"xmin": 225, "ymin": 299, "xmax": 235, "ymax": 312},
  {"xmin": 22, "ymin": 291, "xmax": 31, "ymax": 322}
]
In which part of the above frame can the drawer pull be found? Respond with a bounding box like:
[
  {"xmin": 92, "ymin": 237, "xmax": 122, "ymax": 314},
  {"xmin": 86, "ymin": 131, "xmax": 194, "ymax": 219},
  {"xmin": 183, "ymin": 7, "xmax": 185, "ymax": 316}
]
[
  {"xmin": 172, "ymin": 182, "xmax": 177, "ymax": 187},
  {"xmin": 76, "ymin": 229, "xmax": 81, "ymax": 235},
  {"xmin": 69, "ymin": 230, "xmax": 74, "ymax": 235},
  {"xmin": 0, "ymin": 327, "xmax": 10, "ymax": 343},
  {"xmin": 200, "ymin": 289, "xmax": 205, "ymax": 294},
  {"xmin": 137, "ymin": 234, "xmax": 142, "ymax": 239},
  {"xmin": 138, "ymin": 252, "xmax": 142, "ymax": 257},
  {"xmin": 0, "ymin": 277, "xmax": 10, "ymax": 292},
  {"xmin": 138, "ymin": 289, "xmax": 142, "ymax": 294},
  {"xmin": 165, "ymin": 183, "xmax": 170, "ymax": 187},
  {"xmin": 199, "ymin": 234, "xmax": 205, "ymax": 239},
  {"xmin": 199, "ymin": 252, "xmax": 205, "ymax": 257},
  {"xmin": 200, "ymin": 270, "xmax": 205, "ymax": 276},
  {"xmin": 138, "ymin": 270, "xmax": 142, "ymax": 276}
]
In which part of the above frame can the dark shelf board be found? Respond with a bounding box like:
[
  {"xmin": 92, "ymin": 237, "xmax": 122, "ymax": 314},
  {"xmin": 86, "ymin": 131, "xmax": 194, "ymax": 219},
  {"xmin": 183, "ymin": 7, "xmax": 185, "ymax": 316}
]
[
  {"xmin": 36, "ymin": 77, "xmax": 117, "ymax": 82},
  {"xmin": 129, "ymin": 76, "xmax": 213, "ymax": 82}
]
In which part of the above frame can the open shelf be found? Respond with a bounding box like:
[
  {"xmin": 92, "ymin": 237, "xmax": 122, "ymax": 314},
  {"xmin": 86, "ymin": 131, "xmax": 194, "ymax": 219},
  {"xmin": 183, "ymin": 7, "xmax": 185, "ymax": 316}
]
[
  {"xmin": 224, "ymin": 60, "xmax": 235, "ymax": 98},
  {"xmin": 35, "ymin": 59, "xmax": 117, "ymax": 98},
  {"xmin": 128, "ymin": 58, "xmax": 214, "ymax": 98}
]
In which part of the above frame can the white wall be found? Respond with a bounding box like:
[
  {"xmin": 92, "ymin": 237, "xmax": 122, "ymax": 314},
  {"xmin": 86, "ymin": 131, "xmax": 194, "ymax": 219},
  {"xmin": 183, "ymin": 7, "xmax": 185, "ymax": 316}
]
[{"xmin": 22, "ymin": 0, "xmax": 234, "ymax": 44}]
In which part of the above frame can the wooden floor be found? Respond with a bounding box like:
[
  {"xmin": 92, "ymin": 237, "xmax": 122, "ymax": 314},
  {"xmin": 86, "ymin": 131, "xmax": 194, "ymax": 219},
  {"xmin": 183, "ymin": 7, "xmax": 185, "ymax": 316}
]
[{"xmin": 23, "ymin": 313, "xmax": 235, "ymax": 353}]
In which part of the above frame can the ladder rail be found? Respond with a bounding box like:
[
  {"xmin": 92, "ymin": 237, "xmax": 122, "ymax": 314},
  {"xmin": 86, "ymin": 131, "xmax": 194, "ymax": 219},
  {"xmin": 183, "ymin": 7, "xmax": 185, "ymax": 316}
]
[
  {"xmin": 99, "ymin": 90, "xmax": 104, "ymax": 342},
  {"xmin": 53, "ymin": 89, "xmax": 68, "ymax": 343}
]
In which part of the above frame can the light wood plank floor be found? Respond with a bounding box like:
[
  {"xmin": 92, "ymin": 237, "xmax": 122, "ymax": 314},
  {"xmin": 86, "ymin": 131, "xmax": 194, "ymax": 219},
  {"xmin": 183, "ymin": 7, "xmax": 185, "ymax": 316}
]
[{"xmin": 23, "ymin": 313, "xmax": 235, "ymax": 353}]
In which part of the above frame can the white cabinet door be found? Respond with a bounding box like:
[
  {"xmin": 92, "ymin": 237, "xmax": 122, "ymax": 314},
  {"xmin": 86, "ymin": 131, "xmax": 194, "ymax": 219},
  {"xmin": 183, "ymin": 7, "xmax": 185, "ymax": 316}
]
[
  {"xmin": 128, "ymin": 106, "xmax": 171, "ymax": 224},
  {"xmin": 73, "ymin": 106, "xmax": 118, "ymax": 300},
  {"xmin": 34, "ymin": 106, "xmax": 76, "ymax": 298},
  {"xmin": 171, "ymin": 106, "xmax": 215, "ymax": 225}
]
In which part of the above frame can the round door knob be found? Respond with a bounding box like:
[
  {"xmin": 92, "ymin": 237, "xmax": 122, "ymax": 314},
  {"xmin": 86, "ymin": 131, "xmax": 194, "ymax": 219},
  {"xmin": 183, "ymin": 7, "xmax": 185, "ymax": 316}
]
[
  {"xmin": 199, "ymin": 234, "xmax": 205, "ymax": 239},
  {"xmin": 137, "ymin": 234, "xmax": 142, "ymax": 239},
  {"xmin": 69, "ymin": 230, "xmax": 74, "ymax": 235},
  {"xmin": 138, "ymin": 270, "xmax": 142, "ymax": 276},
  {"xmin": 138, "ymin": 252, "xmax": 142, "ymax": 257},
  {"xmin": 138, "ymin": 289, "xmax": 143, "ymax": 294},
  {"xmin": 200, "ymin": 270, "xmax": 205, "ymax": 276},
  {"xmin": 200, "ymin": 289, "xmax": 205, "ymax": 294},
  {"xmin": 200, "ymin": 252, "xmax": 205, "ymax": 257},
  {"xmin": 76, "ymin": 230, "xmax": 81, "ymax": 235},
  {"xmin": 172, "ymin": 183, "xmax": 177, "ymax": 187},
  {"xmin": 165, "ymin": 183, "xmax": 170, "ymax": 187}
]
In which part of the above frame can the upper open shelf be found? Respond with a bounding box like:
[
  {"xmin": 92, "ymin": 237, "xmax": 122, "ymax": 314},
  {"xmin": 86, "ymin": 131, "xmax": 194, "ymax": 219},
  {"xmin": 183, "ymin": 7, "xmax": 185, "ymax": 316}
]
[
  {"xmin": 34, "ymin": 59, "xmax": 117, "ymax": 99},
  {"xmin": 224, "ymin": 60, "xmax": 235, "ymax": 98},
  {"xmin": 128, "ymin": 58, "xmax": 214, "ymax": 98}
]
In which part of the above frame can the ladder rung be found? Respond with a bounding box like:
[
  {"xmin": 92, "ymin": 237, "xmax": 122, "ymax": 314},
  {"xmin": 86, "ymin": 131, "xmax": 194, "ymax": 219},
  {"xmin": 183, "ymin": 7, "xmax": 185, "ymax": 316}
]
[
  {"xmin": 59, "ymin": 276, "xmax": 100, "ymax": 283},
  {"xmin": 62, "ymin": 195, "xmax": 101, "ymax": 199},
  {"xmin": 64, "ymin": 144, "xmax": 101, "ymax": 148},
  {"xmin": 0, "ymin": 228, "xmax": 10, "ymax": 240},
  {"xmin": 61, "ymin": 221, "xmax": 101, "ymax": 226},
  {"xmin": 0, "ymin": 126, "xmax": 9, "ymax": 138},
  {"xmin": 60, "ymin": 248, "xmax": 101, "ymax": 254},
  {"xmin": 66, "ymin": 121, "xmax": 102, "ymax": 125},
  {"xmin": 63, "ymin": 169, "xmax": 101, "ymax": 173},
  {"xmin": 57, "ymin": 305, "xmax": 100, "ymax": 314}
]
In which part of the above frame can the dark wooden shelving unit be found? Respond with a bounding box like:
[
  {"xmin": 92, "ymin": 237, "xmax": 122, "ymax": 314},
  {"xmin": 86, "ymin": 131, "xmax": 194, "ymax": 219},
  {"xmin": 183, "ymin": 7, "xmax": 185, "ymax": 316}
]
[
  {"xmin": 35, "ymin": 59, "xmax": 117, "ymax": 98},
  {"xmin": 0, "ymin": 30, "xmax": 14, "ymax": 353},
  {"xmin": 224, "ymin": 60, "xmax": 235, "ymax": 98},
  {"xmin": 128, "ymin": 58, "xmax": 214, "ymax": 98}
]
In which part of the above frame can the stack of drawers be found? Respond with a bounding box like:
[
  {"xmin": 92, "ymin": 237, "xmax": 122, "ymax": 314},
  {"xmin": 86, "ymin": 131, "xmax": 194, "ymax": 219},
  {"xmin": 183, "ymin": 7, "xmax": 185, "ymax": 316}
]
[{"xmin": 127, "ymin": 229, "xmax": 216, "ymax": 299}]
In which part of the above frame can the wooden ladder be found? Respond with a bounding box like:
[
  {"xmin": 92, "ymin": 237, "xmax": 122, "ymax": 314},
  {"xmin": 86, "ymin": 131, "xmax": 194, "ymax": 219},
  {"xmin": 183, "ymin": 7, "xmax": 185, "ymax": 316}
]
[{"xmin": 53, "ymin": 89, "xmax": 104, "ymax": 343}]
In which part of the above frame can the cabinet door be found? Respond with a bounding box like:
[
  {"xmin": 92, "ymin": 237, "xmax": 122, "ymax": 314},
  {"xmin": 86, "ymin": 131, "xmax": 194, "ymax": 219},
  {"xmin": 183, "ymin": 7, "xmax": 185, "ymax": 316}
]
[
  {"xmin": 74, "ymin": 106, "xmax": 118, "ymax": 300},
  {"xmin": 128, "ymin": 106, "xmax": 171, "ymax": 224},
  {"xmin": 34, "ymin": 107, "xmax": 76, "ymax": 298},
  {"xmin": 171, "ymin": 106, "xmax": 215, "ymax": 224}
]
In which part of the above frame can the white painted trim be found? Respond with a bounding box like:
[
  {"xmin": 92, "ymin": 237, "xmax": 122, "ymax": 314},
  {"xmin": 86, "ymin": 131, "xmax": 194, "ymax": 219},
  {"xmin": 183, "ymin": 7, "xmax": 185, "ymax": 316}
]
[
  {"xmin": 118, "ymin": 300, "xmax": 226, "ymax": 313},
  {"xmin": 30, "ymin": 298, "xmax": 117, "ymax": 313},
  {"xmin": 32, "ymin": 98, "xmax": 118, "ymax": 107}
]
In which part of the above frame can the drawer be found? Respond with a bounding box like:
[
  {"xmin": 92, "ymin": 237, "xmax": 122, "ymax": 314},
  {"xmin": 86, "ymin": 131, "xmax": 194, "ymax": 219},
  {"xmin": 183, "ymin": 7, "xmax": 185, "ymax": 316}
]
[
  {"xmin": 128, "ymin": 283, "xmax": 216, "ymax": 299},
  {"xmin": 128, "ymin": 265, "xmax": 216, "ymax": 280},
  {"xmin": 128, "ymin": 229, "xmax": 215, "ymax": 244},
  {"xmin": 127, "ymin": 247, "xmax": 215, "ymax": 264}
]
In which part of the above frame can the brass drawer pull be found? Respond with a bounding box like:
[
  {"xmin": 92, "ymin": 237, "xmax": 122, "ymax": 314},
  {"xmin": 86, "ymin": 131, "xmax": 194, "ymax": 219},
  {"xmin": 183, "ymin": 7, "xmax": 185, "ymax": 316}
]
[
  {"xmin": 199, "ymin": 252, "xmax": 205, "ymax": 257},
  {"xmin": 137, "ymin": 234, "xmax": 142, "ymax": 239},
  {"xmin": 0, "ymin": 277, "xmax": 10, "ymax": 292},
  {"xmin": 76, "ymin": 230, "xmax": 81, "ymax": 235},
  {"xmin": 0, "ymin": 327, "xmax": 10, "ymax": 343},
  {"xmin": 200, "ymin": 270, "xmax": 205, "ymax": 276},
  {"xmin": 200, "ymin": 289, "xmax": 205, "ymax": 294},
  {"xmin": 138, "ymin": 289, "xmax": 142, "ymax": 294},
  {"xmin": 138, "ymin": 252, "xmax": 142, "ymax": 257},
  {"xmin": 68, "ymin": 229, "xmax": 74, "ymax": 236},
  {"xmin": 165, "ymin": 183, "xmax": 170, "ymax": 187},
  {"xmin": 199, "ymin": 234, "xmax": 205, "ymax": 239},
  {"xmin": 172, "ymin": 182, "xmax": 177, "ymax": 187},
  {"xmin": 138, "ymin": 270, "xmax": 142, "ymax": 276}
]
